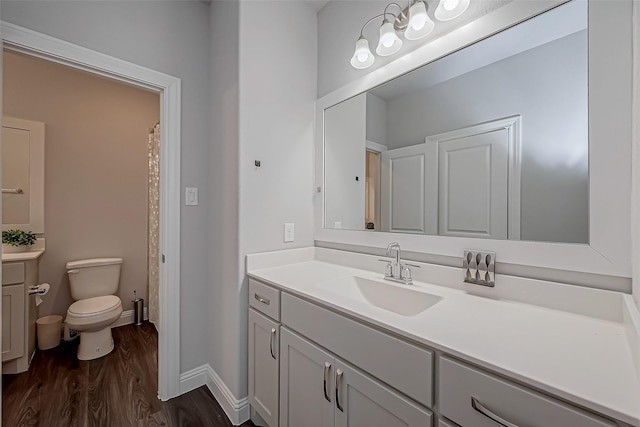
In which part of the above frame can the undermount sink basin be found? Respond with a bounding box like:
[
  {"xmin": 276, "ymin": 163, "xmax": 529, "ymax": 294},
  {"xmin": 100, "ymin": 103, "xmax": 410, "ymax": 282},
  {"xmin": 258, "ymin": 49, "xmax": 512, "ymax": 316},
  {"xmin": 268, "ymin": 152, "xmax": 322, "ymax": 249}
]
[{"xmin": 315, "ymin": 276, "xmax": 442, "ymax": 316}]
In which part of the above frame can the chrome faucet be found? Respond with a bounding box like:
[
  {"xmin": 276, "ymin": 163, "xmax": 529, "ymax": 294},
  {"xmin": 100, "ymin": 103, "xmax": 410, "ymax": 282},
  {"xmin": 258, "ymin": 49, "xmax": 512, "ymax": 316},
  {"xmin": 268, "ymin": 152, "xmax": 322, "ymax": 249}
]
[{"xmin": 380, "ymin": 242, "xmax": 418, "ymax": 285}]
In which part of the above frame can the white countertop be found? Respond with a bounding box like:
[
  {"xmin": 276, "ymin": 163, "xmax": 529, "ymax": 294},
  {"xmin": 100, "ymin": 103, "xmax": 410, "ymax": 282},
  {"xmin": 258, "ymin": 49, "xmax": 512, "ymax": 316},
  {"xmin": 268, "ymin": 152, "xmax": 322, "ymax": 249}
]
[
  {"xmin": 2, "ymin": 249, "xmax": 45, "ymax": 262},
  {"xmin": 247, "ymin": 248, "xmax": 640, "ymax": 425}
]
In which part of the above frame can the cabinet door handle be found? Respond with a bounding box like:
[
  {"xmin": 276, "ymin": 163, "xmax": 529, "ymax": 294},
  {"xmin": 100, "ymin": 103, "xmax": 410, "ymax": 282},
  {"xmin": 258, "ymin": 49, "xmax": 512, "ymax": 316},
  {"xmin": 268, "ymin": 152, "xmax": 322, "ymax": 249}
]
[
  {"xmin": 335, "ymin": 369, "xmax": 344, "ymax": 412},
  {"xmin": 323, "ymin": 362, "xmax": 332, "ymax": 402},
  {"xmin": 269, "ymin": 328, "xmax": 276, "ymax": 359},
  {"xmin": 254, "ymin": 294, "xmax": 270, "ymax": 305},
  {"xmin": 471, "ymin": 397, "xmax": 519, "ymax": 427}
]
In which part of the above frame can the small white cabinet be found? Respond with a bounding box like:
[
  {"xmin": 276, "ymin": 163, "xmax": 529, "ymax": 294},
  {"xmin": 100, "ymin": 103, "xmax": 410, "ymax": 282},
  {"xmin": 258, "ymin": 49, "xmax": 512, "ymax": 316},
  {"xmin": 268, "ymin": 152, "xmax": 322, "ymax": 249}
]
[
  {"xmin": 280, "ymin": 327, "xmax": 432, "ymax": 427},
  {"xmin": 249, "ymin": 308, "xmax": 280, "ymax": 427},
  {"xmin": 2, "ymin": 258, "xmax": 40, "ymax": 374}
]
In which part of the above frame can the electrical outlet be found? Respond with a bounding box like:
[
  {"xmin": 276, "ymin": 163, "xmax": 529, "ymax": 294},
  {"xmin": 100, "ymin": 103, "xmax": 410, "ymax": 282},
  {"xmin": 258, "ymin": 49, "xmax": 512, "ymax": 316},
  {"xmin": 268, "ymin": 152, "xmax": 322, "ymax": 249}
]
[{"xmin": 284, "ymin": 223, "xmax": 295, "ymax": 242}]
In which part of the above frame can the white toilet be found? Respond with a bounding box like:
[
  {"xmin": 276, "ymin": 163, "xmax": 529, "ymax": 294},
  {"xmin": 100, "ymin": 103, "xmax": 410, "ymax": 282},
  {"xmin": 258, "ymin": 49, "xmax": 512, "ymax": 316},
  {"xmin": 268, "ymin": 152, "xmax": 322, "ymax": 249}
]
[{"xmin": 64, "ymin": 258, "xmax": 123, "ymax": 360}]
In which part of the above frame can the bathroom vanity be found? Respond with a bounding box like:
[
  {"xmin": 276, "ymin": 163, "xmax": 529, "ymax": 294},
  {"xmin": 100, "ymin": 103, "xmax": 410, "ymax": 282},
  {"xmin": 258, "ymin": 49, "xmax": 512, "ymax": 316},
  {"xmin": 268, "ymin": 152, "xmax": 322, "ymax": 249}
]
[
  {"xmin": 2, "ymin": 248, "xmax": 44, "ymax": 374},
  {"xmin": 245, "ymin": 0, "xmax": 640, "ymax": 425},
  {"xmin": 247, "ymin": 248, "xmax": 640, "ymax": 427}
]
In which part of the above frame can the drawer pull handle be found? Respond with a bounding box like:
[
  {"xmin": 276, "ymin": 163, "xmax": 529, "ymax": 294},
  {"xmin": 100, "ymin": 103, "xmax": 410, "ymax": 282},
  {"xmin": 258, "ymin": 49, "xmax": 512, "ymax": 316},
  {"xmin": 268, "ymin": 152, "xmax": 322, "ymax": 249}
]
[
  {"xmin": 335, "ymin": 369, "xmax": 344, "ymax": 412},
  {"xmin": 323, "ymin": 362, "xmax": 332, "ymax": 402},
  {"xmin": 269, "ymin": 328, "xmax": 276, "ymax": 359},
  {"xmin": 471, "ymin": 397, "xmax": 519, "ymax": 427},
  {"xmin": 254, "ymin": 294, "xmax": 270, "ymax": 305}
]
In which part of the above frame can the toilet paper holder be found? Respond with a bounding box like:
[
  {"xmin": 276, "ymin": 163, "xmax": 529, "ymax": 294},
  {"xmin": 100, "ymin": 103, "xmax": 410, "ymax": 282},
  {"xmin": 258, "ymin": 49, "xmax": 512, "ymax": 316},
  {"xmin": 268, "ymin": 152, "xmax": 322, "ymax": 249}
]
[{"xmin": 29, "ymin": 286, "xmax": 47, "ymax": 295}]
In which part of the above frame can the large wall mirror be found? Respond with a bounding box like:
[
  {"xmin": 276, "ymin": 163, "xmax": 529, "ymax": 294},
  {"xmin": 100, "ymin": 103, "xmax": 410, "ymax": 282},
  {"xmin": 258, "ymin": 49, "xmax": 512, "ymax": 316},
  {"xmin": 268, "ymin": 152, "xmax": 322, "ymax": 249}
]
[
  {"xmin": 316, "ymin": 0, "xmax": 631, "ymax": 280},
  {"xmin": 2, "ymin": 117, "xmax": 45, "ymax": 234},
  {"xmin": 324, "ymin": 0, "xmax": 588, "ymax": 244}
]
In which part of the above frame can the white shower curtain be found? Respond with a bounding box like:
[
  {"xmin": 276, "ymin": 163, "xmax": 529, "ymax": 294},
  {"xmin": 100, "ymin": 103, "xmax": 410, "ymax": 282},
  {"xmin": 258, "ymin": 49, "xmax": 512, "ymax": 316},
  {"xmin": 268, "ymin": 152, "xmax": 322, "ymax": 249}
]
[{"xmin": 148, "ymin": 123, "xmax": 160, "ymax": 327}]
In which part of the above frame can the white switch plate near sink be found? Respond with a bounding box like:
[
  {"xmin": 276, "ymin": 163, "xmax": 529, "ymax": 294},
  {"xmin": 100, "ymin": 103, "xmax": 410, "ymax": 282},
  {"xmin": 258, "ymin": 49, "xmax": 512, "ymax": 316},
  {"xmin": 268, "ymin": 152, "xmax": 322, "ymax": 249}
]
[
  {"xmin": 185, "ymin": 187, "xmax": 198, "ymax": 206},
  {"xmin": 284, "ymin": 223, "xmax": 294, "ymax": 242}
]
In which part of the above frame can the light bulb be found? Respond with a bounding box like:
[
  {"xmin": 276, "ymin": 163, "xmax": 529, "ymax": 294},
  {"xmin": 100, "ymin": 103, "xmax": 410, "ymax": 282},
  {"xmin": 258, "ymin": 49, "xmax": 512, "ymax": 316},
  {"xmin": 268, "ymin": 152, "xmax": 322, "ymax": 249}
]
[
  {"xmin": 434, "ymin": 0, "xmax": 469, "ymax": 21},
  {"xmin": 405, "ymin": 1, "xmax": 434, "ymax": 41},
  {"xmin": 443, "ymin": 0, "xmax": 458, "ymax": 11},
  {"xmin": 411, "ymin": 16, "xmax": 426, "ymax": 30},
  {"xmin": 376, "ymin": 19, "xmax": 403, "ymax": 56},
  {"xmin": 350, "ymin": 37, "xmax": 375, "ymax": 69}
]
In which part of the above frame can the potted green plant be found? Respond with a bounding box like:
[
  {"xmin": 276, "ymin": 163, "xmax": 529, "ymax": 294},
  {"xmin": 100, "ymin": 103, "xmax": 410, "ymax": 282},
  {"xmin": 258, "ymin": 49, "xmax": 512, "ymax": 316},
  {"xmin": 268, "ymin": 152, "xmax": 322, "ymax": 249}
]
[{"xmin": 2, "ymin": 229, "xmax": 37, "ymax": 253}]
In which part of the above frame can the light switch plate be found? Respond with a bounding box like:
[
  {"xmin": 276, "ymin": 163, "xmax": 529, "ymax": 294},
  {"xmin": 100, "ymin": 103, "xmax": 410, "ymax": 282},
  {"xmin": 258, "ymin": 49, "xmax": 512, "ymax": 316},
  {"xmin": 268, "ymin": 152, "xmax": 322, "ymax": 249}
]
[
  {"xmin": 185, "ymin": 187, "xmax": 198, "ymax": 206},
  {"xmin": 284, "ymin": 223, "xmax": 294, "ymax": 242}
]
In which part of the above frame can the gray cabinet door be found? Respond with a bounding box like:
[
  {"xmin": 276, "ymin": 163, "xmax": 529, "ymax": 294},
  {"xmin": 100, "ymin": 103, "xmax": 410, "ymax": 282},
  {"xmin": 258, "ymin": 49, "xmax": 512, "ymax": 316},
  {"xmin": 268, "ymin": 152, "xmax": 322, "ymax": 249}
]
[
  {"xmin": 334, "ymin": 360, "xmax": 432, "ymax": 427},
  {"xmin": 280, "ymin": 327, "xmax": 334, "ymax": 427},
  {"xmin": 249, "ymin": 309, "xmax": 279, "ymax": 427},
  {"xmin": 2, "ymin": 284, "xmax": 25, "ymax": 362}
]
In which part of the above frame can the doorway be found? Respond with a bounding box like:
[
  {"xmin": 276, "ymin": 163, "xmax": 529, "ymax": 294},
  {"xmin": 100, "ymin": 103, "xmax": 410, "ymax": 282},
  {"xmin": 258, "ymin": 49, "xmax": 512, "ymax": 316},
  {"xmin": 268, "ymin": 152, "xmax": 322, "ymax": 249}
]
[{"xmin": 1, "ymin": 22, "xmax": 182, "ymax": 400}]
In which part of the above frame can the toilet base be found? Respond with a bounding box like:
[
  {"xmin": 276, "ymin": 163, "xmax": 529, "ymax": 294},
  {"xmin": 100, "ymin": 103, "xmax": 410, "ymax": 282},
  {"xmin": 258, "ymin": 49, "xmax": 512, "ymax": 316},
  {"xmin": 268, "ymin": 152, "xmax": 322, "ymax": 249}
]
[{"xmin": 77, "ymin": 327, "xmax": 115, "ymax": 360}]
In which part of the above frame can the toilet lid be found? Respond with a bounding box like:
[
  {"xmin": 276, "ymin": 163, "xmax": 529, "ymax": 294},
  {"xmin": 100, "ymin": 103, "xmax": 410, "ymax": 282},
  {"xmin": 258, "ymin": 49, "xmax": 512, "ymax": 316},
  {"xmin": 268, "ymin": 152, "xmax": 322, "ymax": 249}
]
[{"xmin": 68, "ymin": 295, "xmax": 121, "ymax": 317}]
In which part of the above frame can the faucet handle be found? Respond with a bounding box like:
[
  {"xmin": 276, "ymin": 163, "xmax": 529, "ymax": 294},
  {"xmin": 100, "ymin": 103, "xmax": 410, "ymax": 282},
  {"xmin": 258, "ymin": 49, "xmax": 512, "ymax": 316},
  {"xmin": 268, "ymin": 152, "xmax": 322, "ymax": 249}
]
[
  {"xmin": 378, "ymin": 259, "xmax": 393, "ymax": 277},
  {"xmin": 404, "ymin": 263, "xmax": 421, "ymax": 268},
  {"xmin": 401, "ymin": 265, "xmax": 413, "ymax": 283}
]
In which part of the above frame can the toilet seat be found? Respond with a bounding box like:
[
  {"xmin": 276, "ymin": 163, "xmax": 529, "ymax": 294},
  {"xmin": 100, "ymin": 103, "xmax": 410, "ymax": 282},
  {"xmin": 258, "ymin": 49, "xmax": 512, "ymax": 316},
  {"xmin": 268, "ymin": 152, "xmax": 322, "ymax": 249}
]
[
  {"xmin": 65, "ymin": 295, "xmax": 123, "ymax": 331},
  {"xmin": 68, "ymin": 295, "xmax": 121, "ymax": 318}
]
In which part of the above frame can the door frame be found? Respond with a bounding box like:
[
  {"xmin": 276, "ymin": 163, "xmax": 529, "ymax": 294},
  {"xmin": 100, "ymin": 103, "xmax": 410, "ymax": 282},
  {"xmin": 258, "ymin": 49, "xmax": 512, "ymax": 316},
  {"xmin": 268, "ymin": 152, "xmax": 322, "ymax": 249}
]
[
  {"xmin": 365, "ymin": 140, "xmax": 386, "ymax": 231},
  {"xmin": 1, "ymin": 22, "xmax": 182, "ymax": 400}
]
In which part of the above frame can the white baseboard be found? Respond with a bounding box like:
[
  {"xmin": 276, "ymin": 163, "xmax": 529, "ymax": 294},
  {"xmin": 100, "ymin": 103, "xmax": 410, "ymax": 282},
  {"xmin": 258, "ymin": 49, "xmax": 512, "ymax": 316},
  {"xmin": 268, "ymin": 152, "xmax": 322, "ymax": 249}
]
[
  {"xmin": 112, "ymin": 307, "xmax": 149, "ymax": 328},
  {"xmin": 179, "ymin": 364, "xmax": 250, "ymax": 426}
]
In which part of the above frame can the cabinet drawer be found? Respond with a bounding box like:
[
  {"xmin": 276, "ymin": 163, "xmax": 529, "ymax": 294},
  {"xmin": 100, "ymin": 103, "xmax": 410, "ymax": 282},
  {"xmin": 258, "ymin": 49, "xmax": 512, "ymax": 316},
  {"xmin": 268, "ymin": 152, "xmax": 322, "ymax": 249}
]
[
  {"xmin": 439, "ymin": 356, "xmax": 615, "ymax": 427},
  {"xmin": 2, "ymin": 262, "xmax": 25, "ymax": 286},
  {"xmin": 249, "ymin": 279, "xmax": 280, "ymax": 321},
  {"xmin": 282, "ymin": 293, "xmax": 433, "ymax": 407}
]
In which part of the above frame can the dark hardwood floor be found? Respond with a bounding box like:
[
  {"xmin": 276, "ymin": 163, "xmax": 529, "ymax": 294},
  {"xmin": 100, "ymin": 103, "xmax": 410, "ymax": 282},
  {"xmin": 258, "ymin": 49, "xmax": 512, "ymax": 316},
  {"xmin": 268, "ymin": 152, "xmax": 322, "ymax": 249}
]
[{"xmin": 3, "ymin": 322, "xmax": 255, "ymax": 427}]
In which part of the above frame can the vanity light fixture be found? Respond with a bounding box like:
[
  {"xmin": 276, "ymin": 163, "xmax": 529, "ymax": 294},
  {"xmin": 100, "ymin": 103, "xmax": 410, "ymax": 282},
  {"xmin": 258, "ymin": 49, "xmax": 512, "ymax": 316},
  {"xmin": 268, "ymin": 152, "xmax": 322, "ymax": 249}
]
[{"xmin": 350, "ymin": 0, "xmax": 466, "ymax": 70}]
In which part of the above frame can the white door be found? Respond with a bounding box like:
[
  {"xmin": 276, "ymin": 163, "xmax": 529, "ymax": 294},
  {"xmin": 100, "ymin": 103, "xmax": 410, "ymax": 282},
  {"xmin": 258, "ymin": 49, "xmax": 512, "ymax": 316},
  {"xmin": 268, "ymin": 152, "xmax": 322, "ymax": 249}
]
[
  {"xmin": 334, "ymin": 360, "xmax": 432, "ymax": 427},
  {"xmin": 280, "ymin": 328, "xmax": 334, "ymax": 427},
  {"xmin": 2, "ymin": 284, "xmax": 25, "ymax": 362},
  {"xmin": 437, "ymin": 129, "xmax": 509, "ymax": 239},
  {"xmin": 248, "ymin": 309, "xmax": 280, "ymax": 427},
  {"xmin": 381, "ymin": 144, "xmax": 437, "ymax": 234}
]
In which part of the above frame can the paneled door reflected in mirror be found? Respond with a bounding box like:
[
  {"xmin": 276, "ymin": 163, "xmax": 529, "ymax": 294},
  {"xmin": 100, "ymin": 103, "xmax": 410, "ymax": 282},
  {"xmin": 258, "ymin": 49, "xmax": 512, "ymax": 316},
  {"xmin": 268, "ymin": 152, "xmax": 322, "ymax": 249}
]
[{"xmin": 323, "ymin": 0, "xmax": 588, "ymax": 244}]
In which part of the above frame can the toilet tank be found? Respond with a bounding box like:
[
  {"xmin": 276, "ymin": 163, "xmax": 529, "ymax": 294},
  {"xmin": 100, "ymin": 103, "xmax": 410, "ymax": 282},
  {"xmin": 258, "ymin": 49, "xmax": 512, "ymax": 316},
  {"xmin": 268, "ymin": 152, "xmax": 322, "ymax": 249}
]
[{"xmin": 66, "ymin": 258, "xmax": 123, "ymax": 301}]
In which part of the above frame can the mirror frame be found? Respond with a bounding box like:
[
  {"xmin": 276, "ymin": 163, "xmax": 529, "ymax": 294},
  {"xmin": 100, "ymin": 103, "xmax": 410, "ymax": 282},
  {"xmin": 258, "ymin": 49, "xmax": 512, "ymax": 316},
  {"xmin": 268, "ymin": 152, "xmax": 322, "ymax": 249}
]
[{"xmin": 314, "ymin": 0, "xmax": 632, "ymax": 279}]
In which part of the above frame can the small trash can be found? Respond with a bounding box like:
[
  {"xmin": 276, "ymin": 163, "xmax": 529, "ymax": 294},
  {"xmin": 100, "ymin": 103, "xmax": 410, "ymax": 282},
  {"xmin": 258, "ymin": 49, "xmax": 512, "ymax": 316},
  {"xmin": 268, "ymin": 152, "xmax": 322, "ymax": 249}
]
[{"xmin": 36, "ymin": 315, "xmax": 62, "ymax": 350}]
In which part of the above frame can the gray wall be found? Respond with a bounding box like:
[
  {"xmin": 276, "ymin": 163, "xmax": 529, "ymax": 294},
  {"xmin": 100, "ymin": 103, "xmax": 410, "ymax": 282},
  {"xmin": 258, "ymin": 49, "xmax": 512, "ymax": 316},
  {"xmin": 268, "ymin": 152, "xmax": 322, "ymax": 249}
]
[
  {"xmin": 366, "ymin": 93, "xmax": 387, "ymax": 145},
  {"xmin": 237, "ymin": 0, "xmax": 317, "ymax": 398},
  {"xmin": 384, "ymin": 33, "xmax": 588, "ymax": 244},
  {"xmin": 1, "ymin": 0, "xmax": 213, "ymax": 373},
  {"xmin": 325, "ymin": 94, "xmax": 366, "ymax": 230},
  {"xmin": 208, "ymin": 0, "xmax": 242, "ymax": 402},
  {"xmin": 3, "ymin": 51, "xmax": 159, "ymax": 316}
]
